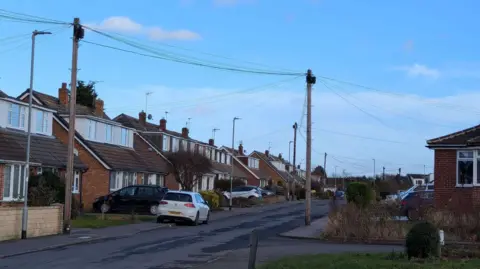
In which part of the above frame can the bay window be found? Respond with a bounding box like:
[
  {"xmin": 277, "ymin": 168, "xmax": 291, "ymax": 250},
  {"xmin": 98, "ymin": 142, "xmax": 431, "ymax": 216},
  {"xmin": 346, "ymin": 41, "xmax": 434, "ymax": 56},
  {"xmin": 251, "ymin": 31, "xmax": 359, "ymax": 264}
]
[
  {"xmin": 8, "ymin": 104, "xmax": 26, "ymax": 129},
  {"xmin": 3, "ymin": 164, "xmax": 25, "ymax": 201},
  {"xmin": 109, "ymin": 171, "xmax": 137, "ymax": 191},
  {"xmin": 147, "ymin": 174, "xmax": 164, "ymax": 186}
]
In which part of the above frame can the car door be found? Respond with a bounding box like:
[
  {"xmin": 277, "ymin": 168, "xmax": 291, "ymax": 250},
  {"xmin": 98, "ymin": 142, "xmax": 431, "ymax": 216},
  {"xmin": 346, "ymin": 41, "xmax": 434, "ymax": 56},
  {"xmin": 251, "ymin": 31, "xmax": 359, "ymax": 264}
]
[
  {"xmin": 117, "ymin": 186, "xmax": 138, "ymax": 213},
  {"xmin": 195, "ymin": 194, "xmax": 207, "ymax": 219},
  {"xmin": 135, "ymin": 186, "xmax": 154, "ymax": 213}
]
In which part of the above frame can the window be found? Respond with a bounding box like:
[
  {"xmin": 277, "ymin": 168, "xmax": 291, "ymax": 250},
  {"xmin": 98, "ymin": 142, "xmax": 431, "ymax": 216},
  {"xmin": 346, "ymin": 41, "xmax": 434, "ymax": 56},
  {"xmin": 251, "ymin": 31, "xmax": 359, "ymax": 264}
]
[
  {"xmin": 147, "ymin": 174, "xmax": 164, "ymax": 186},
  {"xmin": 3, "ymin": 164, "xmax": 26, "ymax": 201},
  {"xmin": 7, "ymin": 104, "xmax": 26, "ymax": 129},
  {"xmin": 72, "ymin": 171, "xmax": 80, "ymax": 193},
  {"xmin": 162, "ymin": 135, "xmax": 170, "ymax": 151},
  {"xmin": 109, "ymin": 171, "xmax": 137, "ymax": 191},
  {"xmin": 105, "ymin": 125, "xmax": 113, "ymax": 143},
  {"xmin": 181, "ymin": 139, "xmax": 188, "ymax": 151},
  {"xmin": 221, "ymin": 153, "xmax": 225, "ymax": 163},
  {"xmin": 88, "ymin": 120, "xmax": 96, "ymax": 140},
  {"xmin": 205, "ymin": 148, "xmax": 212, "ymax": 160},
  {"xmin": 119, "ymin": 186, "xmax": 137, "ymax": 196},
  {"xmin": 248, "ymin": 158, "xmax": 259, "ymax": 169},
  {"xmin": 215, "ymin": 151, "xmax": 220, "ymax": 162},
  {"xmin": 137, "ymin": 186, "xmax": 154, "ymax": 197},
  {"xmin": 35, "ymin": 111, "xmax": 48, "ymax": 133},
  {"xmin": 172, "ymin": 137, "xmax": 180, "ymax": 152},
  {"xmin": 226, "ymin": 154, "xmax": 231, "ymax": 165},
  {"xmin": 121, "ymin": 128, "xmax": 128, "ymax": 146},
  {"xmin": 198, "ymin": 145, "xmax": 204, "ymax": 155},
  {"xmin": 163, "ymin": 192, "xmax": 193, "ymax": 202},
  {"xmin": 458, "ymin": 151, "xmax": 474, "ymax": 185}
]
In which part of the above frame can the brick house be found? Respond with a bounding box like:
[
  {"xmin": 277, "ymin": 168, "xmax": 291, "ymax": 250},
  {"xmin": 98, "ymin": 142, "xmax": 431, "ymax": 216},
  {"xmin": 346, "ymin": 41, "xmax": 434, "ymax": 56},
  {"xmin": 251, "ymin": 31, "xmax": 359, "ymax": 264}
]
[
  {"xmin": 222, "ymin": 144, "xmax": 271, "ymax": 187},
  {"xmin": 0, "ymin": 90, "xmax": 86, "ymax": 204},
  {"xmin": 18, "ymin": 84, "xmax": 171, "ymax": 210},
  {"xmin": 250, "ymin": 150, "xmax": 291, "ymax": 187},
  {"xmin": 114, "ymin": 112, "xmax": 223, "ymax": 191},
  {"xmin": 426, "ymin": 125, "xmax": 480, "ymax": 211}
]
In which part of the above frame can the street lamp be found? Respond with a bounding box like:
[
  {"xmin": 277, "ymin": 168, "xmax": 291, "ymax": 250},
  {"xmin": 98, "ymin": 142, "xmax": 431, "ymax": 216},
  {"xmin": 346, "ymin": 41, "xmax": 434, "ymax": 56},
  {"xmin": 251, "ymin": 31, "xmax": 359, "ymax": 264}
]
[
  {"xmin": 229, "ymin": 117, "xmax": 241, "ymax": 211},
  {"xmin": 22, "ymin": 30, "xmax": 52, "ymax": 240}
]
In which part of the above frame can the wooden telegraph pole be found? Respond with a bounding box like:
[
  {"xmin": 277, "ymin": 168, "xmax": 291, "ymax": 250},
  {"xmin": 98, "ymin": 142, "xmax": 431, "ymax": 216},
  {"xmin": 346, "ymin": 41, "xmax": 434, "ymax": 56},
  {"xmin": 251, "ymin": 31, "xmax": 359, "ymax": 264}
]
[
  {"xmin": 64, "ymin": 18, "xmax": 84, "ymax": 234},
  {"xmin": 305, "ymin": 69, "xmax": 316, "ymax": 226}
]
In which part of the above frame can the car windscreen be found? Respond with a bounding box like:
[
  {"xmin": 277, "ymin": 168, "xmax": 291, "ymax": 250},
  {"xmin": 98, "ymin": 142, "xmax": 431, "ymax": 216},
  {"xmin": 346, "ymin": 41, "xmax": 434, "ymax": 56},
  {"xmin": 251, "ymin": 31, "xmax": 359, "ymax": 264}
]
[{"xmin": 163, "ymin": 193, "xmax": 193, "ymax": 202}]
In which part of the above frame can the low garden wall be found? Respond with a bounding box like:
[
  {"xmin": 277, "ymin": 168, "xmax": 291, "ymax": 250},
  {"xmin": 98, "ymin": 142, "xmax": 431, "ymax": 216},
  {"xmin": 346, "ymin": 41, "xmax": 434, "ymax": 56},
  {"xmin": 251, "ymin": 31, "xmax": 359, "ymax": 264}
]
[{"xmin": 0, "ymin": 204, "xmax": 63, "ymax": 241}]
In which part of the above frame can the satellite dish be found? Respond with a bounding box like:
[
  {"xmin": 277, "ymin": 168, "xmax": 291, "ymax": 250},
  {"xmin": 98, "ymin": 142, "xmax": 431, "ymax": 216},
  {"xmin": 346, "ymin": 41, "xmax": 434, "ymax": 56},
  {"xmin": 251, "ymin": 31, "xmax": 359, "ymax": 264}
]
[{"xmin": 147, "ymin": 114, "xmax": 153, "ymax": 120}]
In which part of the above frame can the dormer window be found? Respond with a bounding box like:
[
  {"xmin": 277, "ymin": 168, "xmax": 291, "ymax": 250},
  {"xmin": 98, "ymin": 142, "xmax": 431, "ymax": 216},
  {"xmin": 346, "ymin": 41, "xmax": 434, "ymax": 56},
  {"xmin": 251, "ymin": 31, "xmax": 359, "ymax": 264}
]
[
  {"xmin": 8, "ymin": 104, "xmax": 25, "ymax": 129},
  {"xmin": 105, "ymin": 125, "xmax": 113, "ymax": 143},
  {"xmin": 88, "ymin": 120, "xmax": 97, "ymax": 140},
  {"xmin": 120, "ymin": 128, "xmax": 128, "ymax": 146},
  {"xmin": 248, "ymin": 157, "xmax": 259, "ymax": 169},
  {"xmin": 35, "ymin": 110, "xmax": 48, "ymax": 133}
]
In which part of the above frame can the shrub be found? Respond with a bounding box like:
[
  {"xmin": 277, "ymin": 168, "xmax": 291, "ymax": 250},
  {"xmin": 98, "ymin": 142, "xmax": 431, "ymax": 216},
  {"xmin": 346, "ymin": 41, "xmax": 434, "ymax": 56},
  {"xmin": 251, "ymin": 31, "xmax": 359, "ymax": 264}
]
[
  {"xmin": 199, "ymin": 190, "xmax": 220, "ymax": 209},
  {"xmin": 345, "ymin": 182, "xmax": 373, "ymax": 207},
  {"xmin": 214, "ymin": 179, "xmax": 245, "ymax": 191},
  {"xmin": 295, "ymin": 188, "xmax": 306, "ymax": 200},
  {"xmin": 405, "ymin": 221, "xmax": 440, "ymax": 259},
  {"xmin": 28, "ymin": 171, "xmax": 64, "ymax": 206}
]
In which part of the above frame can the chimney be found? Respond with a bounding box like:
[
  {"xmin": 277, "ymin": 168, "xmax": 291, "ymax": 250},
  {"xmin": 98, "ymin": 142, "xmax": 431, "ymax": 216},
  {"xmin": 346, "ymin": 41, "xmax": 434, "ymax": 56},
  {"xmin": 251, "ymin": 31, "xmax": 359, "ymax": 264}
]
[
  {"xmin": 139, "ymin": 111, "xmax": 146, "ymax": 125},
  {"xmin": 208, "ymin": 139, "xmax": 214, "ymax": 146},
  {"xmin": 238, "ymin": 144, "xmax": 244, "ymax": 156},
  {"xmin": 265, "ymin": 150, "xmax": 269, "ymax": 157},
  {"xmin": 159, "ymin": 118, "xmax": 167, "ymax": 131},
  {"xmin": 95, "ymin": 98, "xmax": 104, "ymax": 117},
  {"xmin": 278, "ymin": 153, "xmax": 282, "ymax": 159},
  {"xmin": 58, "ymin": 82, "xmax": 69, "ymax": 105},
  {"xmin": 181, "ymin": 127, "xmax": 189, "ymax": 138}
]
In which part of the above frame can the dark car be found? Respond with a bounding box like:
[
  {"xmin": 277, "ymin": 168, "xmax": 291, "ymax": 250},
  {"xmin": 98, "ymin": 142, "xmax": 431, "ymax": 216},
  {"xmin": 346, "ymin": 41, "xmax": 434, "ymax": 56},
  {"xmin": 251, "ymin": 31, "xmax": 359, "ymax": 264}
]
[
  {"xmin": 93, "ymin": 185, "xmax": 168, "ymax": 215},
  {"xmin": 400, "ymin": 191, "xmax": 434, "ymax": 220}
]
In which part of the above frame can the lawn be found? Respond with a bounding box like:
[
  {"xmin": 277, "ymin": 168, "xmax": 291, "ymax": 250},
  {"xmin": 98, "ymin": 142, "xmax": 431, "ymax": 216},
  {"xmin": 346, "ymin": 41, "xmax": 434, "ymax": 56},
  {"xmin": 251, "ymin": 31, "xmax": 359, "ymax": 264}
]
[
  {"xmin": 259, "ymin": 253, "xmax": 480, "ymax": 269},
  {"xmin": 71, "ymin": 214, "xmax": 156, "ymax": 229}
]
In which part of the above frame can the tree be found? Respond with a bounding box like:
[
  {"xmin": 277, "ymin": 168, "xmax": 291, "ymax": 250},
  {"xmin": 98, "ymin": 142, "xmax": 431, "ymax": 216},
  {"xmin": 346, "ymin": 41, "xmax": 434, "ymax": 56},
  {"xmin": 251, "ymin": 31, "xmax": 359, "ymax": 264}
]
[
  {"xmin": 76, "ymin": 80, "xmax": 98, "ymax": 108},
  {"xmin": 166, "ymin": 151, "xmax": 213, "ymax": 191},
  {"xmin": 312, "ymin": 165, "xmax": 326, "ymax": 178}
]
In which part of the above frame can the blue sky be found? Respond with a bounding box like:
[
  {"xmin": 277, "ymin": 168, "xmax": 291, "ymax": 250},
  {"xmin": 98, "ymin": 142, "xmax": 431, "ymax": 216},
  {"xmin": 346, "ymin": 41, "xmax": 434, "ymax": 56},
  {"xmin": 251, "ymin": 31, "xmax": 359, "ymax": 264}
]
[{"xmin": 1, "ymin": 0, "xmax": 480, "ymax": 177}]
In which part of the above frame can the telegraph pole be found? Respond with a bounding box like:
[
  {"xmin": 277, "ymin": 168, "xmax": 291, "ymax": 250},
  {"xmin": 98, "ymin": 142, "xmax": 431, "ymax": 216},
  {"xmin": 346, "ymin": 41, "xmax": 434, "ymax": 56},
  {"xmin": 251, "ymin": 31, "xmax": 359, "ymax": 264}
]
[
  {"xmin": 64, "ymin": 18, "xmax": 84, "ymax": 234},
  {"xmin": 305, "ymin": 69, "xmax": 316, "ymax": 226},
  {"xmin": 323, "ymin": 152, "xmax": 327, "ymax": 185}
]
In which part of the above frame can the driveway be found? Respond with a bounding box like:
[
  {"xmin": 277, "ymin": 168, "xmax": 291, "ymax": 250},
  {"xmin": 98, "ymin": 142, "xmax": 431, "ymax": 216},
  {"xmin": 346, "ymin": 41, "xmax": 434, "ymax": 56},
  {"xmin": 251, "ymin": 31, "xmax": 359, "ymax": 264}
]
[{"xmin": 0, "ymin": 200, "xmax": 330, "ymax": 269}]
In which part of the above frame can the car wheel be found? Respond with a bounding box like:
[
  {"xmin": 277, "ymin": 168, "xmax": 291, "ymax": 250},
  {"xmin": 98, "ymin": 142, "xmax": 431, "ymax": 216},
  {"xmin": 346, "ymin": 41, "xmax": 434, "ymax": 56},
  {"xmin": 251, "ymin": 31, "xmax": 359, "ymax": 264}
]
[
  {"xmin": 156, "ymin": 216, "xmax": 164, "ymax": 223},
  {"xmin": 203, "ymin": 211, "xmax": 210, "ymax": 224},
  {"xmin": 100, "ymin": 203, "xmax": 110, "ymax": 213},
  {"xmin": 191, "ymin": 212, "xmax": 200, "ymax": 226},
  {"xmin": 149, "ymin": 204, "xmax": 158, "ymax": 215},
  {"xmin": 248, "ymin": 196, "xmax": 255, "ymax": 200}
]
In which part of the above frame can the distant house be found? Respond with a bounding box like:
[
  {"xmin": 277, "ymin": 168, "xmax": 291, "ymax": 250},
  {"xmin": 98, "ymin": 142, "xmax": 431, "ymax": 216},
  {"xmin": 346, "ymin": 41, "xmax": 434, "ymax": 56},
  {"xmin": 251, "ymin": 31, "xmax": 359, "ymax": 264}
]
[
  {"xmin": 0, "ymin": 90, "xmax": 86, "ymax": 204},
  {"xmin": 426, "ymin": 124, "xmax": 480, "ymax": 211},
  {"xmin": 407, "ymin": 174, "xmax": 428, "ymax": 187},
  {"xmin": 222, "ymin": 144, "xmax": 271, "ymax": 187},
  {"xmin": 250, "ymin": 150, "xmax": 291, "ymax": 187}
]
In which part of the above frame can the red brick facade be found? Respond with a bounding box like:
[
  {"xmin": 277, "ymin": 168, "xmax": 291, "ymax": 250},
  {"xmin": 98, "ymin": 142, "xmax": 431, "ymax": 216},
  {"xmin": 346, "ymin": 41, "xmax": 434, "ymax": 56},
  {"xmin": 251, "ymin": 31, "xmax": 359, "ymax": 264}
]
[
  {"xmin": 434, "ymin": 149, "xmax": 480, "ymax": 212},
  {"xmin": 252, "ymin": 153, "xmax": 281, "ymax": 186},
  {"xmin": 52, "ymin": 120, "xmax": 110, "ymax": 211}
]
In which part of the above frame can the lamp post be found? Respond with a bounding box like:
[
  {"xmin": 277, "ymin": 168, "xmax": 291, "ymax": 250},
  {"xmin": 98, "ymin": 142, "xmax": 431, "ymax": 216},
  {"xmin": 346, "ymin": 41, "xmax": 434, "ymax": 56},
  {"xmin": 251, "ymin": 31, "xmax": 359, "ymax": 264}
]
[
  {"xmin": 229, "ymin": 117, "xmax": 241, "ymax": 211},
  {"xmin": 22, "ymin": 30, "xmax": 52, "ymax": 240}
]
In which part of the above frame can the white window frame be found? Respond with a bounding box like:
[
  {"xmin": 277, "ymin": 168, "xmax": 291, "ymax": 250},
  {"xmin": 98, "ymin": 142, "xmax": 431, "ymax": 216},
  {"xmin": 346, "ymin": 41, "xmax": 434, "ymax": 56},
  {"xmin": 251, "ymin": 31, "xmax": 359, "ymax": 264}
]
[
  {"xmin": 72, "ymin": 171, "xmax": 80, "ymax": 194},
  {"xmin": 248, "ymin": 158, "xmax": 259, "ymax": 169},
  {"xmin": 120, "ymin": 128, "xmax": 128, "ymax": 146},
  {"xmin": 105, "ymin": 125, "xmax": 113, "ymax": 143},
  {"xmin": 181, "ymin": 139, "xmax": 188, "ymax": 151},
  {"xmin": 7, "ymin": 104, "xmax": 26, "ymax": 129},
  {"xmin": 172, "ymin": 137, "xmax": 180, "ymax": 152},
  {"xmin": 35, "ymin": 110, "xmax": 48, "ymax": 133},
  {"xmin": 457, "ymin": 150, "xmax": 477, "ymax": 187},
  {"xmin": 2, "ymin": 164, "xmax": 26, "ymax": 201},
  {"xmin": 162, "ymin": 135, "xmax": 170, "ymax": 151},
  {"xmin": 226, "ymin": 154, "xmax": 231, "ymax": 165},
  {"xmin": 88, "ymin": 120, "xmax": 97, "ymax": 140}
]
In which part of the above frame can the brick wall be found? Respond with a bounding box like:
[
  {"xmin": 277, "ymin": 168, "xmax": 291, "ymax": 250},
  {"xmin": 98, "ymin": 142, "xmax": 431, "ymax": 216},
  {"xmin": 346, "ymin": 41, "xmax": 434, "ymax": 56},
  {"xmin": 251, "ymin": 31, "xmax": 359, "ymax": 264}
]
[
  {"xmin": 253, "ymin": 153, "xmax": 282, "ymax": 186},
  {"xmin": 0, "ymin": 205, "xmax": 63, "ymax": 241},
  {"xmin": 434, "ymin": 149, "xmax": 477, "ymax": 212},
  {"xmin": 52, "ymin": 120, "xmax": 109, "ymax": 211},
  {"xmin": 165, "ymin": 174, "xmax": 179, "ymax": 190}
]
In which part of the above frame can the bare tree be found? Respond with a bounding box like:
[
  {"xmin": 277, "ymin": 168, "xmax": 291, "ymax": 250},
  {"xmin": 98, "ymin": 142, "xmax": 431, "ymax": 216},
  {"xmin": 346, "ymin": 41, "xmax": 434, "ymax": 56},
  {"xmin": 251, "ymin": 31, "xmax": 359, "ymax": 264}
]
[{"xmin": 166, "ymin": 151, "xmax": 213, "ymax": 191}]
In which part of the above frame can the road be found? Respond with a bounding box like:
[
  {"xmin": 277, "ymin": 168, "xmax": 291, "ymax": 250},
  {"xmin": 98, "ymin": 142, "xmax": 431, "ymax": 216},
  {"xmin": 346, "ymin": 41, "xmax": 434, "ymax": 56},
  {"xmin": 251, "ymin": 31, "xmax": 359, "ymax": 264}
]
[{"xmin": 0, "ymin": 200, "xmax": 330, "ymax": 269}]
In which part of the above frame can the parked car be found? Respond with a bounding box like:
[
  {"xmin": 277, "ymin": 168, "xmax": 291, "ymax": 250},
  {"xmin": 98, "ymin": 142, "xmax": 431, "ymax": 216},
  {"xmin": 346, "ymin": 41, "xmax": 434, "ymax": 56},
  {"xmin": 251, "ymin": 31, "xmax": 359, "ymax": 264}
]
[
  {"xmin": 260, "ymin": 188, "xmax": 275, "ymax": 197},
  {"xmin": 156, "ymin": 191, "xmax": 210, "ymax": 225},
  {"xmin": 93, "ymin": 185, "xmax": 168, "ymax": 215},
  {"xmin": 223, "ymin": 185, "xmax": 262, "ymax": 200},
  {"xmin": 400, "ymin": 191, "xmax": 434, "ymax": 220}
]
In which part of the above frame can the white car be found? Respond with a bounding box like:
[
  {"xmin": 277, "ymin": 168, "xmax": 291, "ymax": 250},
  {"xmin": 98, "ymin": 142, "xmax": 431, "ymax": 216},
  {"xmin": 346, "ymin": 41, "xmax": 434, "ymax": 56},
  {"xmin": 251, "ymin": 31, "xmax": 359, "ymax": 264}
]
[
  {"xmin": 223, "ymin": 185, "xmax": 262, "ymax": 200},
  {"xmin": 156, "ymin": 191, "xmax": 210, "ymax": 225}
]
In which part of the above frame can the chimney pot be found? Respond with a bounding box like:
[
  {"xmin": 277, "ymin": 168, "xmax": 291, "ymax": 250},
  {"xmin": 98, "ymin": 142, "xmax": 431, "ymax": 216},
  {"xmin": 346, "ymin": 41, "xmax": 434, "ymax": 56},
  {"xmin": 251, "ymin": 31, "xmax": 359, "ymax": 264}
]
[
  {"xmin": 159, "ymin": 118, "xmax": 167, "ymax": 131},
  {"xmin": 139, "ymin": 111, "xmax": 146, "ymax": 125},
  {"xmin": 181, "ymin": 127, "xmax": 189, "ymax": 138},
  {"xmin": 265, "ymin": 150, "xmax": 269, "ymax": 157},
  {"xmin": 238, "ymin": 144, "xmax": 244, "ymax": 156},
  {"xmin": 58, "ymin": 82, "xmax": 69, "ymax": 105},
  {"xmin": 95, "ymin": 98, "xmax": 104, "ymax": 117},
  {"xmin": 208, "ymin": 139, "xmax": 214, "ymax": 146}
]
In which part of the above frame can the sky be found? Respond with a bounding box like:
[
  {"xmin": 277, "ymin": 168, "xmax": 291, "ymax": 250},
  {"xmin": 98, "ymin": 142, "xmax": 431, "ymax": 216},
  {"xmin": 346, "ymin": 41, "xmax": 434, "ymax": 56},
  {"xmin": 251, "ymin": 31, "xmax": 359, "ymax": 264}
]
[{"xmin": 1, "ymin": 0, "xmax": 480, "ymax": 177}]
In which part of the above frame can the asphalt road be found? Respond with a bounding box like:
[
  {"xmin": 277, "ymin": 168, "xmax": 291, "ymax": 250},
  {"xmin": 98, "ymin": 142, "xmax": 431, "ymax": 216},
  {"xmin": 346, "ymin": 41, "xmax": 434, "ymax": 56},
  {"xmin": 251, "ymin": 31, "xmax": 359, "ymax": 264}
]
[{"xmin": 0, "ymin": 200, "xmax": 330, "ymax": 269}]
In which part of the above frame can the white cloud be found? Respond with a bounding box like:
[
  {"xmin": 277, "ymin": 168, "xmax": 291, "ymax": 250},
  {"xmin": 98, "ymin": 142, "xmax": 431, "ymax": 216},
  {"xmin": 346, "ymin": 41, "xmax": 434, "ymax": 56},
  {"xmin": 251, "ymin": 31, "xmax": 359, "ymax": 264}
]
[
  {"xmin": 87, "ymin": 16, "xmax": 201, "ymax": 41},
  {"xmin": 103, "ymin": 82, "xmax": 480, "ymax": 174},
  {"xmin": 395, "ymin": 63, "xmax": 440, "ymax": 79}
]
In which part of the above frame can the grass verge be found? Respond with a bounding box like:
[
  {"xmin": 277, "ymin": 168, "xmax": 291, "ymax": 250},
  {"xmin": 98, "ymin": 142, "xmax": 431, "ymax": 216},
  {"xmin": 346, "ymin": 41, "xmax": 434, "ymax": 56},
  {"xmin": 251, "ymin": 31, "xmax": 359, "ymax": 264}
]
[
  {"xmin": 258, "ymin": 253, "xmax": 480, "ymax": 269},
  {"xmin": 72, "ymin": 214, "xmax": 156, "ymax": 229}
]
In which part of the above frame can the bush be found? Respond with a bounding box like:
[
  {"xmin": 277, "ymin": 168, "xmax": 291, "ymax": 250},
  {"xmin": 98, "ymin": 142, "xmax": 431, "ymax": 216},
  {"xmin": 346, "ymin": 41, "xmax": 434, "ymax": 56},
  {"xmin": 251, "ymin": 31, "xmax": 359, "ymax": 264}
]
[
  {"xmin": 345, "ymin": 182, "xmax": 373, "ymax": 207},
  {"xmin": 199, "ymin": 190, "xmax": 220, "ymax": 209},
  {"xmin": 405, "ymin": 221, "xmax": 440, "ymax": 259},
  {"xmin": 295, "ymin": 188, "xmax": 306, "ymax": 200},
  {"xmin": 214, "ymin": 179, "xmax": 245, "ymax": 191},
  {"xmin": 28, "ymin": 171, "xmax": 64, "ymax": 206}
]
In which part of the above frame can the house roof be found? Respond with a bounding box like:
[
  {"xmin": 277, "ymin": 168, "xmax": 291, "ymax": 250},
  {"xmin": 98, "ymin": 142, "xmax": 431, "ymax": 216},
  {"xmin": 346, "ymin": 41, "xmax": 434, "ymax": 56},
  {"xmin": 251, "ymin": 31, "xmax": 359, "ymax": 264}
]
[
  {"xmin": 252, "ymin": 151, "xmax": 291, "ymax": 182},
  {"xmin": 427, "ymin": 124, "xmax": 480, "ymax": 147},
  {"xmin": 0, "ymin": 128, "xmax": 86, "ymax": 169},
  {"xmin": 211, "ymin": 161, "xmax": 248, "ymax": 178},
  {"xmin": 18, "ymin": 89, "xmax": 111, "ymax": 120},
  {"xmin": 0, "ymin": 90, "xmax": 8, "ymax": 98},
  {"xmin": 114, "ymin": 113, "xmax": 211, "ymax": 146},
  {"xmin": 219, "ymin": 147, "xmax": 261, "ymax": 180}
]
